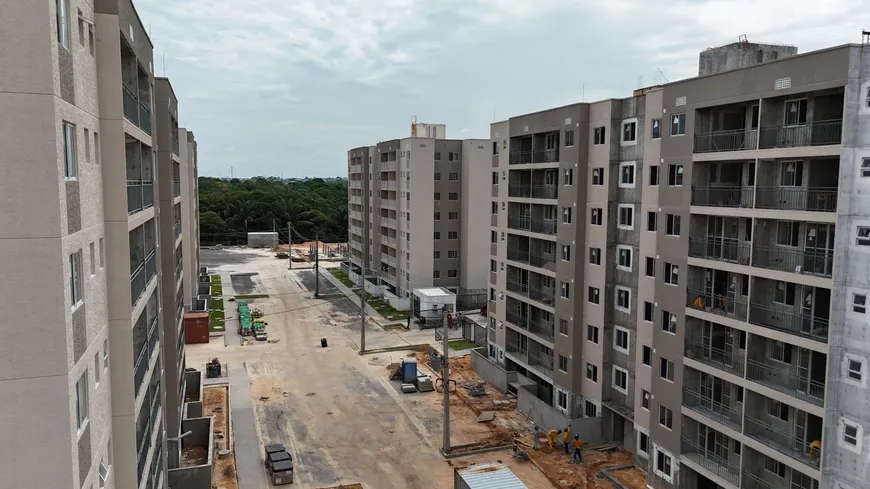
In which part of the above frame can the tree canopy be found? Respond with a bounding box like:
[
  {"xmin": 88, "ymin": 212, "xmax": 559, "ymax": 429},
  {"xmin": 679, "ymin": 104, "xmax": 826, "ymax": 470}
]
[{"xmin": 197, "ymin": 177, "xmax": 348, "ymax": 243}]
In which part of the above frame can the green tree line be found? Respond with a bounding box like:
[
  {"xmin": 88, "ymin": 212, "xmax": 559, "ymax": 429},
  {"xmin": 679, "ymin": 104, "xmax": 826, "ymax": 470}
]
[{"xmin": 197, "ymin": 177, "xmax": 348, "ymax": 243}]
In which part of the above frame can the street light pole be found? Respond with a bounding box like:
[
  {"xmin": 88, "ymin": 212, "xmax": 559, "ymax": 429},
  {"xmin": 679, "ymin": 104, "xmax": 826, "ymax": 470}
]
[
  {"xmin": 314, "ymin": 234, "xmax": 320, "ymax": 298},
  {"xmin": 442, "ymin": 306, "xmax": 450, "ymax": 454}
]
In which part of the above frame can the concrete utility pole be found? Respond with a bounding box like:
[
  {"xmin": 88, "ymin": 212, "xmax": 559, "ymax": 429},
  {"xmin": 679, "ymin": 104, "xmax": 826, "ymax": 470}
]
[
  {"xmin": 442, "ymin": 305, "xmax": 450, "ymax": 454},
  {"xmin": 287, "ymin": 222, "xmax": 292, "ymax": 270},
  {"xmin": 314, "ymin": 234, "xmax": 320, "ymax": 297},
  {"xmin": 360, "ymin": 240, "xmax": 369, "ymax": 353}
]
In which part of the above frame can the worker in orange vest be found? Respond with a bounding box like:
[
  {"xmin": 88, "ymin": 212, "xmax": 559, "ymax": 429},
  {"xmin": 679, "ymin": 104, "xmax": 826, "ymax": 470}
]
[{"xmin": 573, "ymin": 434, "xmax": 583, "ymax": 463}]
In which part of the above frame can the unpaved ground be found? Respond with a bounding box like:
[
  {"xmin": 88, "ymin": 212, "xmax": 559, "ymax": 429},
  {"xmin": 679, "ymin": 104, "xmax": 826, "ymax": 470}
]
[
  {"xmin": 610, "ymin": 466, "xmax": 647, "ymax": 488},
  {"xmin": 204, "ymin": 384, "xmax": 239, "ymax": 489},
  {"xmin": 526, "ymin": 445, "xmax": 643, "ymax": 489}
]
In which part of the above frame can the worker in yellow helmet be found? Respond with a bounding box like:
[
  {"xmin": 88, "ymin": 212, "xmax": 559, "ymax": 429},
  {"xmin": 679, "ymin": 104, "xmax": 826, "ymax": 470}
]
[
  {"xmin": 563, "ymin": 425, "xmax": 572, "ymax": 454},
  {"xmin": 547, "ymin": 429, "xmax": 562, "ymax": 449}
]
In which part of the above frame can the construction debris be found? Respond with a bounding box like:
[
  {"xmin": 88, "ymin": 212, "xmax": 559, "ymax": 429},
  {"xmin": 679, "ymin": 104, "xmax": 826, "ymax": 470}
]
[{"xmin": 477, "ymin": 411, "xmax": 496, "ymax": 423}]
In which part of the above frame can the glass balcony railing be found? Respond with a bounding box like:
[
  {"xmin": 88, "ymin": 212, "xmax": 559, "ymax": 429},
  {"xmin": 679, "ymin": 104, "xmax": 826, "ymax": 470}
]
[
  {"xmin": 127, "ymin": 181, "xmax": 155, "ymax": 214},
  {"xmin": 173, "ymin": 221, "xmax": 182, "ymax": 240},
  {"xmin": 173, "ymin": 180, "xmax": 181, "ymax": 197},
  {"xmin": 131, "ymin": 250, "xmax": 158, "ymax": 307},
  {"xmin": 122, "ymin": 83, "xmax": 152, "ymax": 136}
]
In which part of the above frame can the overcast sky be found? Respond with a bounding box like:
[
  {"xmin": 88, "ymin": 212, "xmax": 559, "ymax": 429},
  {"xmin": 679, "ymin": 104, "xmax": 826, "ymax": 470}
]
[{"xmin": 136, "ymin": 0, "xmax": 863, "ymax": 178}]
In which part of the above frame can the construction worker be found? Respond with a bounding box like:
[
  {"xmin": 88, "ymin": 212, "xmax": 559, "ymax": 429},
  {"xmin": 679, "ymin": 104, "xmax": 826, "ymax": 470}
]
[
  {"xmin": 547, "ymin": 429, "xmax": 562, "ymax": 449},
  {"xmin": 533, "ymin": 425, "xmax": 539, "ymax": 449},
  {"xmin": 563, "ymin": 424, "xmax": 572, "ymax": 454},
  {"xmin": 573, "ymin": 434, "xmax": 583, "ymax": 463}
]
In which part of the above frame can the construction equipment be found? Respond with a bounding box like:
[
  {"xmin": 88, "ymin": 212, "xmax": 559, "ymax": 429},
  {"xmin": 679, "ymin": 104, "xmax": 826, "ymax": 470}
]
[
  {"xmin": 206, "ymin": 358, "xmax": 222, "ymax": 378},
  {"xmin": 264, "ymin": 443, "xmax": 294, "ymax": 485},
  {"xmin": 512, "ymin": 446, "xmax": 529, "ymax": 462}
]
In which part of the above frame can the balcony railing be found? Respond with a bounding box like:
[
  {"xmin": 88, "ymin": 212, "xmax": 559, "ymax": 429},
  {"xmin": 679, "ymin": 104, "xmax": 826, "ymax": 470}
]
[
  {"xmin": 684, "ymin": 337, "xmax": 745, "ymax": 376},
  {"xmin": 529, "ymin": 285, "xmax": 555, "ymax": 306},
  {"xmin": 683, "ymin": 388, "xmax": 743, "ymax": 431},
  {"xmin": 688, "ymin": 237, "xmax": 750, "ymax": 265},
  {"xmin": 382, "ymin": 200, "xmax": 396, "ymax": 210},
  {"xmin": 176, "ymin": 261, "xmax": 183, "ymax": 281},
  {"xmin": 744, "ymin": 415, "xmax": 820, "ymax": 469},
  {"xmin": 507, "ymin": 216, "xmax": 557, "ymax": 235},
  {"xmin": 748, "ymin": 303, "xmax": 829, "ymax": 343},
  {"xmin": 171, "ymin": 136, "xmax": 180, "ymax": 155},
  {"xmin": 131, "ymin": 250, "xmax": 158, "ymax": 307},
  {"xmin": 349, "ymin": 180, "xmax": 363, "ymax": 189},
  {"xmin": 528, "ymin": 317, "xmax": 554, "ymax": 341},
  {"xmin": 133, "ymin": 316, "xmax": 159, "ymax": 397},
  {"xmin": 174, "ymin": 221, "xmax": 182, "ymax": 240},
  {"xmin": 758, "ymin": 119, "xmax": 843, "ymax": 149},
  {"xmin": 681, "ymin": 437, "xmax": 740, "ymax": 487},
  {"xmin": 691, "ymin": 186, "xmax": 754, "ymax": 208},
  {"xmin": 380, "ymin": 160, "xmax": 397, "ymax": 171},
  {"xmin": 693, "ymin": 128, "xmax": 758, "ymax": 153},
  {"xmin": 751, "ymin": 245, "xmax": 834, "ymax": 278},
  {"xmin": 754, "ymin": 187, "xmax": 837, "ymax": 213},
  {"xmin": 687, "ymin": 288, "xmax": 748, "ymax": 321},
  {"xmin": 173, "ymin": 180, "xmax": 181, "ymax": 197},
  {"xmin": 382, "ymin": 217, "xmax": 397, "ymax": 228},
  {"xmin": 507, "ymin": 248, "xmax": 531, "ymax": 264},
  {"xmin": 746, "ymin": 359, "xmax": 825, "ymax": 406},
  {"xmin": 123, "ymin": 84, "xmax": 139, "ymax": 126},
  {"xmin": 742, "ymin": 470, "xmax": 776, "ymax": 489},
  {"xmin": 506, "ymin": 311, "xmax": 528, "ymax": 330},
  {"xmin": 532, "ymin": 185, "xmax": 559, "ymax": 199},
  {"xmin": 528, "ymin": 349, "xmax": 554, "ymax": 376},
  {"xmin": 127, "ymin": 180, "xmax": 155, "ymax": 214},
  {"xmin": 383, "ymin": 254, "xmax": 397, "ymax": 267},
  {"xmin": 380, "ymin": 181, "xmax": 397, "ymax": 191},
  {"xmin": 506, "ymin": 279, "xmax": 529, "ymax": 296},
  {"xmin": 509, "ymin": 149, "xmax": 559, "ymax": 164},
  {"xmin": 507, "ymin": 248, "xmax": 556, "ymax": 269}
]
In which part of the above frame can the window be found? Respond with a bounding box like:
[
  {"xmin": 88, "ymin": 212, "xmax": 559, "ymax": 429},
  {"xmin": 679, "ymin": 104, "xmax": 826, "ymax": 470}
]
[
  {"xmin": 589, "ymin": 247, "xmax": 601, "ymax": 265},
  {"xmin": 643, "ymin": 302, "xmax": 653, "ymax": 322},
  {"xmin": 490, "ymin": 260, "xmax": 496, "ymax": 272},
  {"xmin": 84, "ymin": 128, "xmax": 91, "ymax": 162},
  {"xmin": 784, "ymin": 99, "xmax": 808, "ymax": 126},
  {"xmin": 557, "ymin": 389, "xmax": 568, "ymax": 411},
  {"xmin": 670, "ymin": 113, "xmax": 686, "ymax": 136},
  {"xmin": 765, "ymin": 457, "xmax": 786, "ymax": 478},
  {"xmin": 645, "ymin": 257, "xmax": 655, "ymax": 277},
  {"xmin": 651, "ymin": 119, "xmax": 661, "ymax": 139},
  {"xmin": 448, "ymin": 192, "xmax": 458, "ymax": 201},
  {"xmin": 586, "ymin": 363, "xmax": 598, "ymax": 382},
  {"xmin": 585, "ymin": 400, "xmax": 598, "ymax": 418},
  {"xmin": 563, "ymin": 169, "xmax": 573, "ymax": 185},
  {"xmin": 491, "ymin": 171, "xmax": 498, "ymax": 184},
  {"xmin": 63, "ymin": 122, "xmax": 77, "ymax": 179},
  {"xmin": 667, "ymin": 164, "xmax": 683, "ymax": 186},
  {"xmin": 448, "ymin": 172, "xmax": 459, "ymax": 181},
  {"xmin": 659, "ymin": 405, "xmax": 673, "ymax": 429},
  {"xmin": 642, "ymin": 346, "xmax": 652, "ymax": 366},
  {"xmin": 89, "ymin": 242, "xmax": 96, "ymax": 275},
  {"xmin": 587, "ymin": 325, "xmax": 599, "ymax": 344},
  {"xmin": 649, "ymin": 165, "xmax": 659, "ymax": 185},
  {"xmin": 448, "ymin": 269, "xmax": 457, "ymax": 278},
  {"xmin": 663, "ymin": 263, "xmax": 678, "ymax": 285},
  {"xmin": 591, "ymin": 167, "xmax": 604, "ymax": 186},
  {"xmin": 448, "ymin": 231, "xmax": 458, "ymax": 240},
  {"xmin": 94, "ymin": 132, "xmax": 100, "ymax": 164},
  {"xmin": 434, "ymin": 152, "xmax": 442, "ymax": 160},
  {"xmin": 661, "ymin": 310, "xmax": 676, "ymax": 334},
  {"xmin": 767, "ymin": 399, "xmax": 789, "ymax": 421},
  {"xmin": 70, "ymin": 250, "xmax": 83, "ymax": 306},
  {"xmin": 560, "ymin": 282, "xmax": 570, "ymax": 299},
  {"xmin": 665, "ymin": 214, "xmax": 680, "ymax": 236},
  {"xmin": 565, "ymin": 129, "xmax": 575, "ymax": 147},
  {"xmin": 846, "ymin": 356, "xmax": 864, "ymax": 382},
  {"xmin": 588, "ymin": 286, "xmax": 600, "ymax": 304},
  {"xmin": 771, "ymin": 340, "xmax": 792, "ymax": 363},
  {"xmin": 102, "ymin": 339, "xmax": 108, "ymax": 368},
  {"xmin": 862, "ymin": 158, "xmax": 870, "ymax": 178},
  {"xmin": 638, "ymin": 431, "xmax": 649, "ymax": 455},
  {"xmin": 777, "ymin": 221, "xmax": 800, "ymax": 247},
  {"xmin": 562, "ymin": 207, "xmax": 572, "ymax": 224},
  {"xmin": 618, "ymin": 205, "xmax": 633, "ymax": 229},
  {"xmin": 655, "ymin": 450, "xmax": 673, "ymax": 481},
  {"xmin": 619, "ymin": 162, "xmax": 635, "ymax": 187},
  {"xmin": 94, "ymin": 352, "xmax": 100, "ymax": 385},
  {"xmin": 774, "ymin": 281, "xmax": 795, "ymax": 306},
  {"xmin": 57, "ymin": 0, "xmax": 70, "ymax": 48},
  {"xmin": 433, "ymin": 232, "xmax": 441, "ymax": 240},
  {"xmin": 448, "ymin": 250, "xmax": 458, "ymax": 258},
  {"xmin": 853, "ymin": 293, "xmax": 867, "ymax": 314},
  {"xmin": 660, "ymin": 358, "xmax": 674, "ymax": 382},
  {"xmin": 559, "ymin": 355, "xmax": 568, "ymax": 373},
  {"xmin": 613, "ymin": 367, "xmax": 628, "ymax": 393},
  {"xmin": 641, "ymin": 389, "xmax": 651, "ymax": 410},
  {"xmin": 98, "ymin": 459, "xmax": 109, "ymax": 487},
  {"xmin": 491, "ymin": 231, "xmax": 497, "ymax": 244},
  {"xmin": 622, "ymin": 121, "xmax": 637, "ymax": 143},
  {"xmin": 593, "ymin": 126, "xmax": 606, "ymax": 145},
  {"xmin": 616, "ymin": 287, "xmax": 631, "ymax": 311},
  {"xmin": 647, "ymin": 212, "xmax": 657, "ymax": 232},
  {"xmin": 448, "ymin": 152, "xmax": 460, "ymax": 161},
  {"xmin": 434, "ymin": 172, "xmax": 441, "ymax": 180},
  {"xmin": 780, "ymin": 160, "xmax": 803, "ymax": 186},
  {"xmin": 858, "ymin": 226, "xmax": 870, "ymax": 246},
  {"xmin": 617, "ymin": 246, "xmax": 632, "ymax": 271},
  {"xmin": 434, "ymin": 192, "xmax": 441, "ymax": 200},
  {"xmin": 559, "ymin": 319, "xmax": 569, "ymax": 336},
  {"xmin": 590, "ymin": 208, "xmax": 602, "ymax": 226},
  {"xmin": 433, "ymin": 270, "xmax": 441, "ymax": 279},
  {"xmin": 561, "ymin": 245, "xmax": 571, "ymax": 262},
  {"xmin": 614, "ymin": 326, "xmax": 629, "ymax": 353},
  {"xmin": 75, "ymin": 371, "xmax": 88, "ymax": 430}
]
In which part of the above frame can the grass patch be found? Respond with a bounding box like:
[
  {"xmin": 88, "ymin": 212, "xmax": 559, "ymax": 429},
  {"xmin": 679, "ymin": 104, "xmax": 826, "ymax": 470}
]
[
  {"xmin": 235, "ymin": 294, "xmax": 270, "ymax": 299},
  {"xmin": 327, "ymin": 268, "xmax": 357, "ymax": 289},
  {"xmin": 211, "ymin": 298, "xmax": 224, "ymax": 311},
  {"xmin": 448, "ymin": 339, "xmax": 478, "ymax": 351},
  {"xmin": 211, "ymin": 284, "xmax": 223, "ymax": 296},
  {"xmin": 211, "ymin": 275, "xmax": 222, "ymax": 285},
  {"xmin": 382, "ymin": 322, "xmax": 408, "ymax": 331},
  {"xmin": 209, "ymin": 310, "xmax": 225, "ymax": 331},
  {"xmin": 366, "ymin": 298, "xmax": 410, "ymax": 320}
]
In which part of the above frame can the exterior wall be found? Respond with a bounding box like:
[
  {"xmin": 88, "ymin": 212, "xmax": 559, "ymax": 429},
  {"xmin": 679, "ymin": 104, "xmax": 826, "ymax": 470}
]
[
  {"xmin": 460, "ymin": 140, "xmax": 491, "ymax": 291},
  {"xmin": 406, "ymin": 138, "xmax": 435, "ymax": 293},
  {"xmin": 698, "ymin": 42, "xmax": 799, "ymax": 76}
]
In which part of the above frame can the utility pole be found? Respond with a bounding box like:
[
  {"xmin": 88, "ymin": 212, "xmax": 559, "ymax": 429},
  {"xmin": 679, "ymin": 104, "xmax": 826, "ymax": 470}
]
[
  {"xmin": 442, "ymin": 305, "xmax": 451, "ymax": 455},
  {"xmin": 360, "ymin": 240, "xmax": 369, "ymax": 353},
  {"xmin": 314, "ymin": 234, "xmax": 320, "ymax": 297},
  {"xmin": 287, "ymin": 222, "xmax": 292, "ymax": 270}
]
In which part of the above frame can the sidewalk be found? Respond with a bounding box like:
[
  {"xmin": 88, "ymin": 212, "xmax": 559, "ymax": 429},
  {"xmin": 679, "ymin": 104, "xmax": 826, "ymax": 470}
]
[
  {"xmin": 318, "ymin": 268, "xmax": 392, "ymax": 325},
  {"xmin": 220, "ymin": 272, "xmax": 242, "ymax": 346},
  {"xmin": 230, "ymin": 364, "xmax": 269, "ymax": 488}
]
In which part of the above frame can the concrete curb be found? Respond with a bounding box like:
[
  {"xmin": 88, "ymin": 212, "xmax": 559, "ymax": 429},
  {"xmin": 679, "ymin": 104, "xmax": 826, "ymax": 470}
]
[
  {"xmin": 359, "ymin": 344, "xmax": 431, "ymax": 356},
  {"xmin": 440, "ymin": 444, "xmax": 515, "ymax": 459},
  {"xmin": 600, "ymin": 463, "xmax": 637, "ymax": 489}
]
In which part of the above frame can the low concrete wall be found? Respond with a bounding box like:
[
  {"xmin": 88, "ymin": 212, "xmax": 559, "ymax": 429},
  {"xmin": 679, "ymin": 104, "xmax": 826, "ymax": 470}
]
[
  {"xmin": 384, "ymin": 290, "xmax": 410, "ymax": 311},
  {"xmin": 517, "ymin": 386, "xmax": 602, "ymax": 442},
  {"xmin": 185, "ymin": 401, "xmax": 203, "ymax": 419},
  {"xmin": 184, "ymin": 370, "xmax": 203, "ymax": 402},
  {"xmin": 470, "ymin": 348, "xmax": 515, "ymax": 393},
  {"xmin": 168, "ymin": 417, "xmax": 214, "ymax": 489}
]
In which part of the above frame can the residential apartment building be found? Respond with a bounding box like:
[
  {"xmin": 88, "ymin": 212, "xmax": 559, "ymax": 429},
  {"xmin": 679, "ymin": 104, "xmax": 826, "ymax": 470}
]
[
  {"xmin": 0, "ymin": 1, "xmax": 199, "ymax": 488},
  {"xmin": 347, "ymin": 126, "xmax": 490, "ymax": 305},
  {"xmin": 482, "ymin": 40, "xmax": 870, "ymax": 489}
]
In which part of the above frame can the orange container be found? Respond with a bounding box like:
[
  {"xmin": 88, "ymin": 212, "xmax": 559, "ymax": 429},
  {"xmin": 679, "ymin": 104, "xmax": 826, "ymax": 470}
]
[{"xmin": 184, "ymin": 312, "xmax": 210, "ymax": 344}]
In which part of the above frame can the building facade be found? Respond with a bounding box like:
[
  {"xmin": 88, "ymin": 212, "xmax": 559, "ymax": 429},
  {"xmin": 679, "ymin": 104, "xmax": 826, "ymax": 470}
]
[
  {"xmin": 347, "ymin": 128, "xmax": 490, "ymax": 306},
  {"xmin": 484, "ymin": 41, "xmax": 870, "ymax": 489},
  {"xmin": 0, "ymin": 1, "xmax": 199, "ymax": 488}
]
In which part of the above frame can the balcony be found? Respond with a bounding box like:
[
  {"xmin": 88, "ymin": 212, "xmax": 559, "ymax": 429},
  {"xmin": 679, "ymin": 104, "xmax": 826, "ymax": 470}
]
[
  {"xmin": 134, "ymin": 315, "xmax": 159, "ymax": 397},
  {"xmin": 758, "ymin": 120, "xmax": 842, "ymax": 149},
  {"xmin": 382, "ymin": 217, "xmax": 396, "ymax": 228},
  {"xmin": 683, "ymin": 388, "xmax": 742, "ymax": 431},
  {"xmin": 122, "ymin": 84, "xmax": 152, "ymax": 135},
  {"xmin": 687, "ymin": 288, "xmax": 748, "ymax": 321},
  {"xmin": 508, "ymin": 148, "xmax": 559, "ymax": 165},
  {"xmin": 746, "ymin": 359, "xmax": 825, "ymax": 406},
  {"xmin": 751, "ymin": 245, "xmax": 833, "ymax": 278},
  {"xmin": 383, "ymin": 254, "xmax": 397, "ymax": 268},
  {"xmin": 754, "ymin": 187, "xmax": 837, "ymax": 213},
  {"xmin": 528, "ymin": 317, "xmax": 554, "ymax": 341},
  {"xmin": 173, "ymin": 180, "xmax": 181, "ymax": 198},
  {"xmin": 171, "ymin": 136, "xmax": 180, "ymax": 156},
  {"xmin": 680, "ymin": 437, "xmax": 740, "ymax": 487},
  {"xmin": 383, "ymin": 235, "xmax": 396, "ymax": 248},
  {"xmin": 349, "ymin": 180, "xmax": 362, "ymax": 189},
  {"xmin": 380, "ymin": 160, "xmax": 397, "ymax": 171},
  {"xmin": 507, "ymin": 248, "xmax": 556, "ymax": 270},
  {"xmin": 694, "ymin": 128, "xmax": 758, "ymax": 153},
  {"xmin": 744, "ymin": 415, "xmax": 820, "ymax": 469},
  {"xmin": 131, "ymin": 250, "xmax": 158, "ymax": 306},
  {"xmin": 380, "ymin": 181, "xmax": 397, "ymax": 191},
  {"xmin": 176, "ymin": 260, "xmax": 183, "ymax": 282},
  {"xmin": 127, "ymin": 180, "xmax": 155, "ymax": 214},
  {"xmin": 506, "ymin": 280, "xmax": 555, "ymax": 307},
  {"xmin": 507, "ymin": 216, "xmax": 557, "ymax": 236},
  {"xmin": 689, "ymin": 237, "xmax": 750, "ymax": 265},
  {"xmin": 691, "ymin": 186, "xmax": 754, "ymax": 208},
  {"xmin": 748, "ymin": 303, "xmax": 829, "ymax": 342},
  {"xmin": 684, "ymin": 337, "xmax": 745, "ymax": 377},
  {"xmin": 508, "ymin": 184, "xmax": 559, "ymax": 199}
]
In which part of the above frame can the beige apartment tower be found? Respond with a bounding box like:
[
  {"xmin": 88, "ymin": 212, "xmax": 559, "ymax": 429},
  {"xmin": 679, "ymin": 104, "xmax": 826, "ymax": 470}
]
[
  {"xmin": 347, "ymin": 126, "xmax": 491, "ymax": 308},
  {"xmin": 479, "ymin": 40, "xmax": 870, "ymax": 489},
  {"xmin": 0, "ymin": 1, "xmax": 200, "ymax": 488}
]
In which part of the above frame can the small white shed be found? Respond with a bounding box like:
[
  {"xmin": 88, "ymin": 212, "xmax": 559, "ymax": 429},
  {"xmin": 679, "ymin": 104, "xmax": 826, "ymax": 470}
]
[
  {"xmin": 414, "ymin": 287, "xmax": 456, "ymax": 315},
  {"xmin": 247, "ymin": 232, "xmax": 278, "ymax": 249},
  {"xmin": 454, "ymin": 462, "xmax": 528, "ymax": 489}
]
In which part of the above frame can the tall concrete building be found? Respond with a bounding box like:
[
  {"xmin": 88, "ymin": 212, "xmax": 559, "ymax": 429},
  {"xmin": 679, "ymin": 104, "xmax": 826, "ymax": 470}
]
[
  {"xmin": 0, "ymin": 1, "xmax": 200, "ymax": 488},
  {"xmin": 480, "ymin": 40, "xmax": 870, "ymax": 489},
  {"xmin": 347, "ymin": 126, "xmax": 490, "ymax": 306}
]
